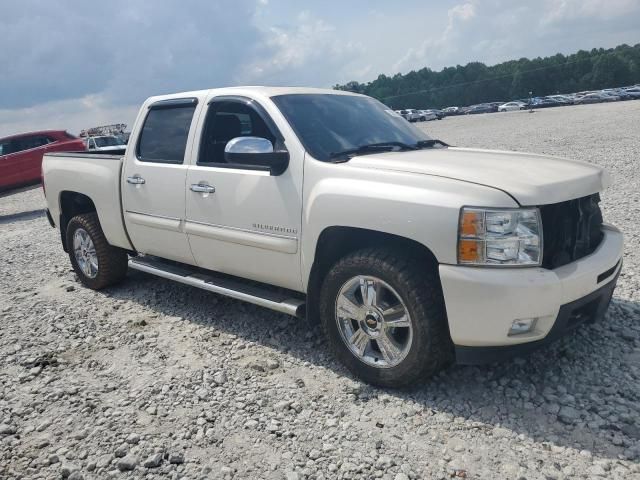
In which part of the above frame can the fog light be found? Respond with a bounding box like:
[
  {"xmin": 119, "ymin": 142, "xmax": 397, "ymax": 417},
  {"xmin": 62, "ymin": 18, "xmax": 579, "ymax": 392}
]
[{"xmin": 508, "ymin": 318, "xmax": 537, "ymax": 336}]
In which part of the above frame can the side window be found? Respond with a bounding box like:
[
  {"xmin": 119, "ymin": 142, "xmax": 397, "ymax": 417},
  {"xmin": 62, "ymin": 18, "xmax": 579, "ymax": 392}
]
[
  {"xmin": 199, "ymin": 100, "xmax": 276, "ymax": 165},
  {"xmin": 137, "ymin": 101, "xmax": 196, "ymax": 164},
  {"xmin": 10, "ymin": 135, "xmax": 50, "ymax": 153},
  {"xmin": 0, "ymin": 140, "xmax": 11, "ymax": 156}
]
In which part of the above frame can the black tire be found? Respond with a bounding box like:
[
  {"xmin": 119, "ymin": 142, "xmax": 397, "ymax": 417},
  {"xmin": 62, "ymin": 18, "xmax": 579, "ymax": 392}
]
[
  {"xmin": 319, "ymin": 248, "xmax": 453, "ymax": 388},
  {"xmin": 66, "ymin": 213, "xmax": 128, "ymax": 290}
]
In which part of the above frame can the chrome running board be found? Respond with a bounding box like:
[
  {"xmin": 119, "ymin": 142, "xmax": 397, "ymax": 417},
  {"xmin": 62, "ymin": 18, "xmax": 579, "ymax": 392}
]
[{"xmin": 128, "ymin": 257, "xmax": 305, "ymax": 318}]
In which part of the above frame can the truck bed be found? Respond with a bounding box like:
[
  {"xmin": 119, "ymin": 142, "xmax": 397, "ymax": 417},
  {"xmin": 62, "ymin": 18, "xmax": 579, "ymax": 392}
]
[{"xmin": 42, "ymin": 151, "xmax": 133, "ymax": 251}]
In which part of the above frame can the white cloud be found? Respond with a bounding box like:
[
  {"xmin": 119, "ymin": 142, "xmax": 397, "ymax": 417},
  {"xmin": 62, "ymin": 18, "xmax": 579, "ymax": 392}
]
[
  {"xmin": 0, "ymin": 95, "xmax": 139, "ymax": 138},
  {"xmin": 1, "ymin": 0, "xmax": 639, "ymax": 138},
  {"xmin": 542, "ymin": 0, "xmax": 640, "ymax": 24},
  {"xmin": 392, "ymin": 2, "xmax": 476, "ymax": 73},
  {"xmin": 242, "ymin": 11, "xmax": 363, "ymax": 85}
]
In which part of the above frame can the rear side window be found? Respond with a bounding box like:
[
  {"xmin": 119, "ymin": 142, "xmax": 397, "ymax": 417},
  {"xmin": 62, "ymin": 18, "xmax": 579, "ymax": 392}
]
[
  {"xmin": 9, "ymin": 135, "xmax": 52, "ymax": 154},
  {"xmin": 0, "ymin": 140, "xmax": 11, "ymax": 156},
  {"xmin": 137, "ymin": 100, "xmax": 197, "ymax": 164}
]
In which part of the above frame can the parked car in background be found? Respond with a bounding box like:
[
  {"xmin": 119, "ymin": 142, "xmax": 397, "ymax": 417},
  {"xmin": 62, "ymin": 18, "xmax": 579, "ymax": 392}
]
[
  {"xmin": 498, "ymin": 101, "xmax": 525, "ymax": 112},
  {"xmin": 442, "ymin": 106, "xmax": 462, "ymax": 116},
  {"xmin": 417, "ymin": 110, "xmax": 437, "ymax": 121},
  {"xmin": 84, "ymin": 135, "xmax": 127, "ymax": 152},
  {"xmin": 528, "ymin": 97, "xmax": 562, "ymax": 109},
  {"xmin": 426, "ymin": 109, "xmax": 445, "ymax": 120},
  {"xmin": 465, "ymin": 103, "xmax": 495, "ymax": 114},
  {"xmin": 600, "ymin": 89, "xmax": 631, "ymax": 100},
  {"xmin": 1, "ymin": 130, "xmax": 85, "ymax": 191},
  {"xmin": 399, "ymin": 109, "xmax": 421, "ymax": 122},
  {"xmin": 546, "ymin": 95, "xmax": 574, "ymax": 105},
  {"xmin": 575, "ymin": 93, "xmax": 619, "ymax": 104},
  {"xmin": 622, "ymin": 87, "xmax": 640, "ymax": 99}
]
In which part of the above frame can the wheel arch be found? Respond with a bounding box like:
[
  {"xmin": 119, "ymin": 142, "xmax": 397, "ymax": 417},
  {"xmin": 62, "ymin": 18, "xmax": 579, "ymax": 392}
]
[
  {"xmin": 305, "ymin": 226, "xmax": 439, "ymax": 324},
  {"xmin": 58, "ymin": 191, "xmax": 97, "ymax": 252}
]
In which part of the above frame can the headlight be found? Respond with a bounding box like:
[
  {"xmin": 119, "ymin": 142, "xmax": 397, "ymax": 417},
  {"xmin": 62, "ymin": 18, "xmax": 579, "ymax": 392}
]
[{"xmin": 458, "ymin": 207, "xmax": 542, "ymax": 266}]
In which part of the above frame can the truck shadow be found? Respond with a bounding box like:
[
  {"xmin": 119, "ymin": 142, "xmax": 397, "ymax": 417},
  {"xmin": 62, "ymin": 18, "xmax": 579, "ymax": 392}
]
[
  {"xmin": 0, "ymin": 209, "xmax": 45, "ymax": 224},
  {"xmin": 106, "ymin": 270, "xmax": 640, "ymax": 463}
]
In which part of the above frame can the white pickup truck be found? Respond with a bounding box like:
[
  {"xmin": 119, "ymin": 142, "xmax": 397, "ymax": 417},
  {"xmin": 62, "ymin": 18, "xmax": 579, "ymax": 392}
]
[{"xmin": 43, "ymin": 87, "xmax": 623, "ymax": 387}]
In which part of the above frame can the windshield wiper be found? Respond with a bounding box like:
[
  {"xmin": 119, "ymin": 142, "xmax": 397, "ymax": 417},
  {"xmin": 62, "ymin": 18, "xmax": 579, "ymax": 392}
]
[
  {"xmin": 329, "ymin": 142, "xmax": 418, "ymax": 160},
  {"xmin": 329, "ymin": 140, "xmax": 448, "ymax": 161},
  {"xmin": 414, "ymin": 139, "xmax": 448, "ymax": 148}
]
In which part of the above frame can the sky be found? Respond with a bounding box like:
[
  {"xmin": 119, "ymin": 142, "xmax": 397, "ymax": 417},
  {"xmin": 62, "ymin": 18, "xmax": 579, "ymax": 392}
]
[{"xmin": 1, "ymin": 0, "xmax": 639, "ymax": 136}]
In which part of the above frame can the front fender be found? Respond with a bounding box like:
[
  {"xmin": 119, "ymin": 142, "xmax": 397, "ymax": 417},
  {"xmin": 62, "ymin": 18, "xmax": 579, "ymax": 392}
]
[{"xmin": 300, "ymin": 166, "xmax": 517, "ymax": 289}]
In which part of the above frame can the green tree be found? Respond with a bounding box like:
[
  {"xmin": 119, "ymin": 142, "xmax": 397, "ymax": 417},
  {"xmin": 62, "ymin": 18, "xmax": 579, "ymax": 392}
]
[{"xmin": 335, "ymin": 43, "xmax": 640, "ymax": 108}]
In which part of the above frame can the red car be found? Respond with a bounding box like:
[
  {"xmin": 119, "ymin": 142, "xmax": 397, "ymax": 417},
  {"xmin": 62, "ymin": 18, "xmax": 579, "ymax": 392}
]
[{"xmin": 0, "ymin": 130, "xmax": 85, "ymax": 191}]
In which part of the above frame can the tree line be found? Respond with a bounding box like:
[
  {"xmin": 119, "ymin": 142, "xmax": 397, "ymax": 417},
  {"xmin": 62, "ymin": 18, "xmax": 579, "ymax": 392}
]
[{"xmin": 334, "ymin": 43, "xmax": 640, "ymax": 109}]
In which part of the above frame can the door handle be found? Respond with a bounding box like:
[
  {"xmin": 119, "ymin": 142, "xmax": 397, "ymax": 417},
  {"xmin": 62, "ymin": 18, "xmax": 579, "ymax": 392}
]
[
  {"xmin": 127, "ymin": 176, "xmax": 146, "ymax": 185},
  {"xmin": 190, "ymin": 183, "xmax": 215, "ymax": 194}
]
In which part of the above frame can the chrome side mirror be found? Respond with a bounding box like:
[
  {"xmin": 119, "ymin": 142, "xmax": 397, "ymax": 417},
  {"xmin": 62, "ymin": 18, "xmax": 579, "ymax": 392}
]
[
  {"xmin": 225, "ymin": 136, "xmax": 274, "ymax": 155},
  {"xmin": 224, "ymin": 137, "xmax": 289, "ymax": 176}
]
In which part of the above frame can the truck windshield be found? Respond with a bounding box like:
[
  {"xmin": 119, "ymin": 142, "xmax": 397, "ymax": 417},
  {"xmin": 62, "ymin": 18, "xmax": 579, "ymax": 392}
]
[
  {"xmin": 271, "ymin": 94, "xmax": 432, "ymax": 162},
  {"xmin": 94, "ymin": 136, "xmax": 124, "ymax": 147}
]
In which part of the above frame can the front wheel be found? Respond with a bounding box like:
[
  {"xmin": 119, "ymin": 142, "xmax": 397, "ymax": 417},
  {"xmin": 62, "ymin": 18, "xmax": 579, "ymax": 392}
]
[
  {"xmin": 66, "ymin": 213, "xmax": 128, "ymax": 290},
  {"xmin": 319, "ymin": 248, "xmax": 453, "ymax": 388}
]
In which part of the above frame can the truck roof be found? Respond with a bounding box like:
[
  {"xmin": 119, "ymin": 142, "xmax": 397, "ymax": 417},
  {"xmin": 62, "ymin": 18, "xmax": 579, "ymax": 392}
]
[
  {"xmin": 0, "ymin": 130, "xmax": 70, "ymax": 142},
  {"xmin": 145, "ymin": 86, "xmax": 362, "ymax": 105}
]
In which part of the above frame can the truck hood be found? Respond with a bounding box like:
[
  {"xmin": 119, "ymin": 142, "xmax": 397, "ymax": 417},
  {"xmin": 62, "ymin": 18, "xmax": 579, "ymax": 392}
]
[{"xmin": 348, "ymin": 147, "xmax": 609, "ymax": 205}]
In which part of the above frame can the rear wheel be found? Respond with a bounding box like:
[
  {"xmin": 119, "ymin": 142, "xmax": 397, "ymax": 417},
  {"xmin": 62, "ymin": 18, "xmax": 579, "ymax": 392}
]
[
  {"xmin": 66, "ymin": 213, "xmax": 128, "ymax": 290},
  {"xmin": 319, "ymin": 248, "xmax": 453, "ymax": 388}
]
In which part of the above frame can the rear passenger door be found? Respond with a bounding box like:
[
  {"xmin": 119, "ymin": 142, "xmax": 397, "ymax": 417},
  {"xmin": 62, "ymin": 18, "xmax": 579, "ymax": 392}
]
[
  {"xmin": 122, "ymin": 98, "xmax": 200, "ymax": 264},
  {"xmin": 0, "ymin": 139, "xmax": 19, "ymax": 189},
  {"xmin": 0, "ymin": 135, "xmax": 49, "ymax": 188},
  {"xmin": 13, "ymin": 135, "xmax": 52, "ymax": 181}
]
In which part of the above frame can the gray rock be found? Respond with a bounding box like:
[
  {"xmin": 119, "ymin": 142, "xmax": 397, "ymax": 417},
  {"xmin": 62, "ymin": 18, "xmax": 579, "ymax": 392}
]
[
  {"xmin": 96, "ymin": 454, "xmax": 113, "ymax": 468},
  {"xmin": 308, "ymin": 449, "xmax": 322, "ymax": 460},
  {"xmin": 213, "ymin": 371, "xmax": 228, "ymax": 385},
  {"xmin": 169, "ymin": 452, "xmax": 185, "ymax": 464},
  {"xmin": 114, "ymin": 443, "xmax": 128, "ymax": 458},
  {"xmin": 36, "ymin": 420, "xmax": 52, "ymax": 432},
  {"xmin": 116, "ymin": 454, "xmax": 138, "ymax": 471},
  {"xmin": 126, "ymin": 432, "xmax": 140, "ymax": 444},
  {"xmin": 145, "ymin": 405, "xmax": 158, "ymax": 415},
  {"xmin": 143, "ymin": 453, "xmax": 163, "ymax": 468},
  {"xmin": 558, "ymin": 406, "xmax": 581, "ymax": 424},
  {"xmin": 0, "ymin": 424, "xmax": 17, "ymax": 435},
  {"xmin": 60, "ymin": 464, "xmax": 79, "ymax": 479}
]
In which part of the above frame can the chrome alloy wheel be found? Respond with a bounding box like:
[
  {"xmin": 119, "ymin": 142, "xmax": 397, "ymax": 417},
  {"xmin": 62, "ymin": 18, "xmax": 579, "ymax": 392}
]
[
  {"xmin": 335, "ymin": 276, "xmax": 413, "ymax": 368},
  {"xmin": 73, "ymin": 228, "xmax": 98, "ymax": 279}
]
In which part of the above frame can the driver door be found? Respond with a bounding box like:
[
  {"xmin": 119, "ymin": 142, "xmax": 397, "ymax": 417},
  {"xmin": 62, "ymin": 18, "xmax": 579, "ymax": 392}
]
[{"xmin": 184, "ymin": 96, "xmax": 304, "ymax": 291}]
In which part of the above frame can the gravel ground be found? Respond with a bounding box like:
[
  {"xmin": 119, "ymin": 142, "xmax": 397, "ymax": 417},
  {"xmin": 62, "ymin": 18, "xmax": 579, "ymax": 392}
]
[{"xmin": 1, "ymin": 101, "xmax": 639, "ymax": 480}]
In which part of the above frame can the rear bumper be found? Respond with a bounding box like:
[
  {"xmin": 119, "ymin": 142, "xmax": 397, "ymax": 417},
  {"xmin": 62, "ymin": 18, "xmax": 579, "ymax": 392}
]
[{"xmin": 439, "ymin": 225, "xmax": 623, "ymax": 362}]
